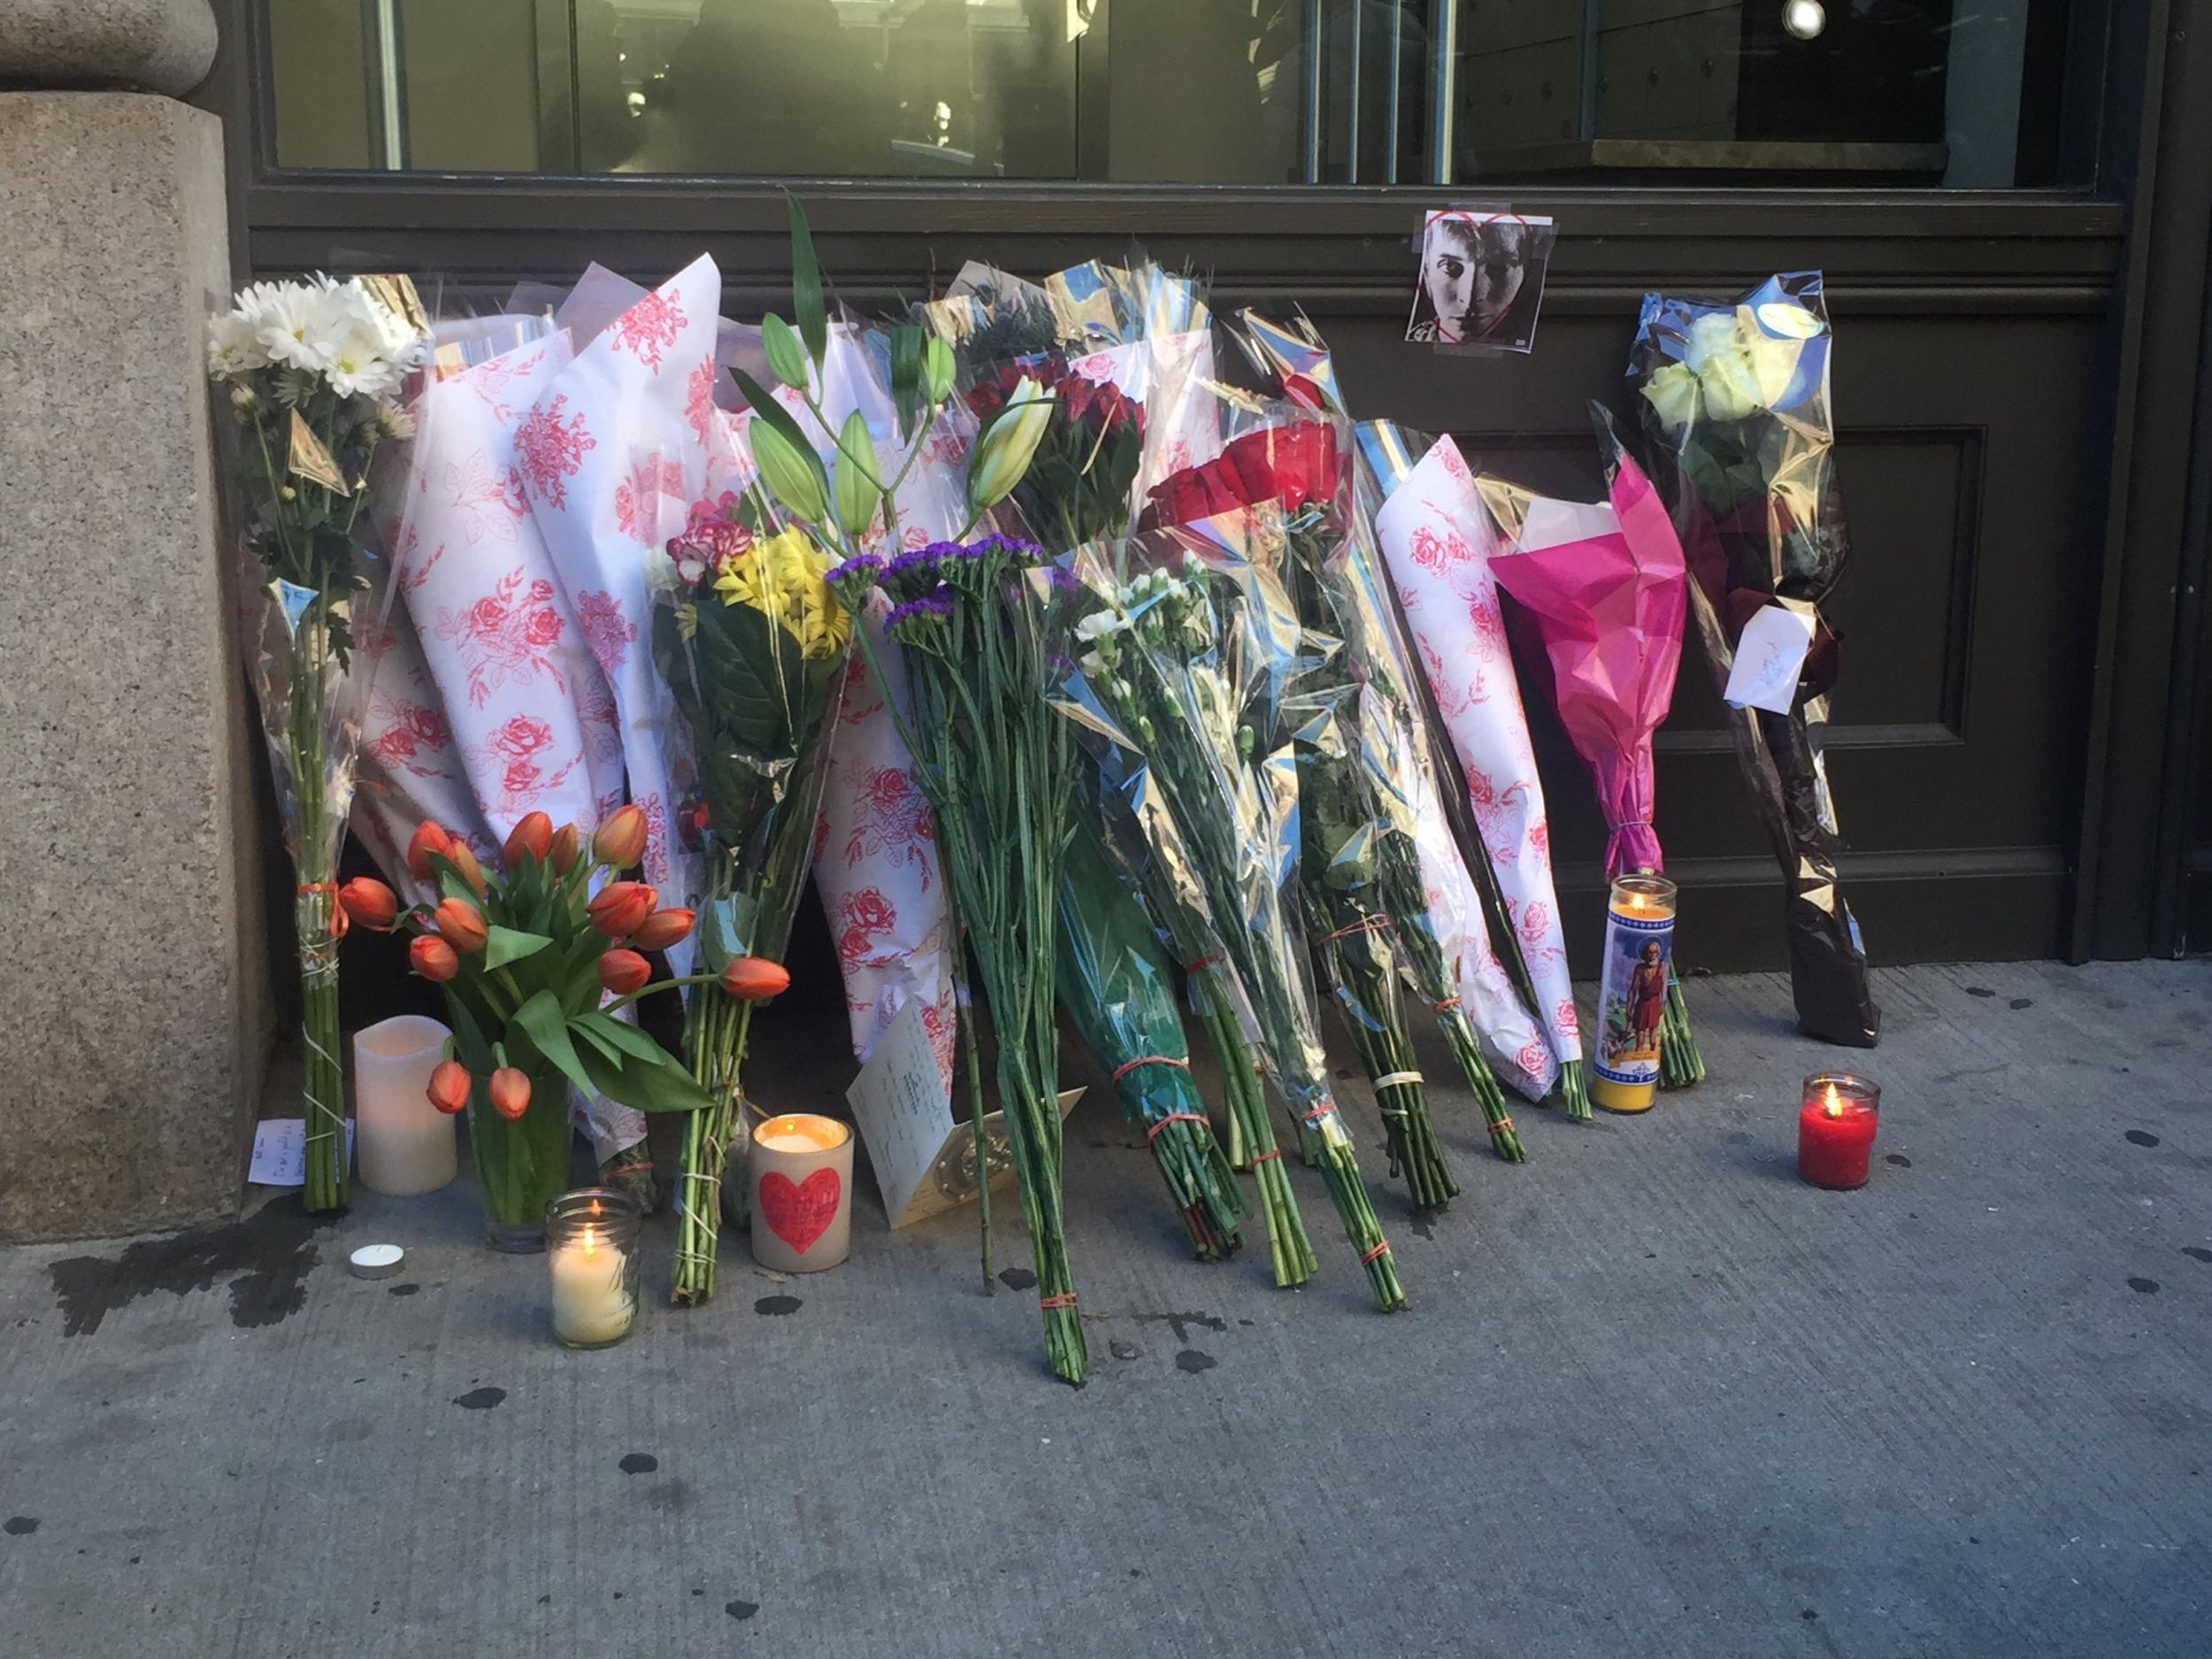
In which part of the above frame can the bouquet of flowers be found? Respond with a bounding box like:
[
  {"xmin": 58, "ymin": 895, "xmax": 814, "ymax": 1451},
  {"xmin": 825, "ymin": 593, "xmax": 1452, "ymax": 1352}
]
[
  {"xmin": 334, "ymin": 804, "xmax": 757, "ymax": 1248},
  {"xmin": 650, "ymin": 486, "xmax": 853, "ymax": 1304},
  {"xmin": 1629, "ymin": 272, "xmax": 1879, "ymax": 1048},
  {"xmin": 1145, "ymin": 414, "xmax": 1466, "ymax": 1208},
  {"xmin": 1048, "ymin": 518, "xmax": 1405, "ymax": 1310},
  {"xmin": 209, "ymin": 273, "xmax": 428, "ymax": 1212},
  {"xmin": 830, "ymin": 535, "xmax": 1083, "ymax": 1379},
  {"xmin": 1232, "ymin": 310, "xmax": 1545, "ymax": 1141},
  {"xmin": 1481, "ymin": 412, "xmax": 1704, "ymax": 1088},
  {"xmin": 1055, "ymin": 818, "xmax": 1245, "ymax": 1260},
  {"xmin": 1364, "ymin": 421, "xmax": 1591, "ymax": 1117},
  {"xmin": 737, "ymin": 197, "xmax": 1079, "ymax": 1376}
]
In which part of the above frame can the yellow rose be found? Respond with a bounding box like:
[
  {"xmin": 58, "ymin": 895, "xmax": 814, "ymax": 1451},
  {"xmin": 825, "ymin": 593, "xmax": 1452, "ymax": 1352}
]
[{"xmin": 1639, "ymin": 362, "xmax": 1701, "ymax": 435}]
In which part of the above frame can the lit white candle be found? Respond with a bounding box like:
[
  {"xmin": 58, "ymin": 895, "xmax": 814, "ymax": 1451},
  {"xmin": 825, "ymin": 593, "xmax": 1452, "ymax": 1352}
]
[
  {"xmin": 548, "ymin": 1212, "xmax": 634, "ymax": 1347},
  {"xmin": 749, "ymin": 1113, "xmax": 854, "ymax": 1274},
  {"xmin": 350, "ymin": 1015, "xmax": 457, "ymax": 1196}
]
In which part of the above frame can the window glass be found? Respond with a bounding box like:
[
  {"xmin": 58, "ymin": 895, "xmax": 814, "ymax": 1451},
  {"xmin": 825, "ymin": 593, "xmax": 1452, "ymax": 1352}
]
[{"xmin": 266, "ymin": 0, "xmax": 2069, "ymax": 188}]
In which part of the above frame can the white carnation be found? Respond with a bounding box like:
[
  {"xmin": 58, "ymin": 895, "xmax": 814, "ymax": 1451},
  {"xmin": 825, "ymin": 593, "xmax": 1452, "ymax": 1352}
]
[
  {"xmin": 644, "ymin": 549, "xmax": 681, "ymax": 593},
  {"xmin": 206, "ymin": 311, "xmax": 266, "ymax": 380}
]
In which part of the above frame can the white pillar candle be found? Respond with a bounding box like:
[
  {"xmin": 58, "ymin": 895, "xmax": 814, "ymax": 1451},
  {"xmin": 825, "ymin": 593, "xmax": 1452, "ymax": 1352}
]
[
  {"xmin": 549, "ymin": 1219, "xmax": 634, "ymax": 1347},
  {"xmin": 350, "ymin": 1015, "xmax": 457, "ymax": 1196}
]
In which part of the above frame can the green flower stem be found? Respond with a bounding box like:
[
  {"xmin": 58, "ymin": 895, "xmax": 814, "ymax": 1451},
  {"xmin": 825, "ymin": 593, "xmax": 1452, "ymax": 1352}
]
[
  {"xmin": 288, "ymin": 615, "xmax": 347, "ymax": 1214},
  {"xmin": 1321, "ymin": 922, "xmax": 1457, "ymax": 1212},
  {"xmin": 1660, "ymin": 972, "xmax": 1705, "ymax": 1089},
  {"xmin": 1555, "ymin": 1058, "xmax": 1594, "ymax": 1122},
  {"xmin": 1437, "ymin": 1007, "xmax": 1526, "ymax": 1163}
]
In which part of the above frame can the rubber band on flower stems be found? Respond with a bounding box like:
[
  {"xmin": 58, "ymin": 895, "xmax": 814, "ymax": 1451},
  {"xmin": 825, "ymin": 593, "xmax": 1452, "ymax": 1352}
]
[
  {"xmin": 1300, "ymin": 1103, "xmax": 1336, "ymax": 1125},
  {"xmin": 1181, "ymin": 954, "xmax": 1221, "ymax": 973},
  {"xmin": 1321, "ymin": 914, "xmax": 1391, "ymax": 942},
  {"xmin": 1250, "ymin": 1148, "xmax": 1284, "ymax": 1164},
  {"xmin": 1144, "ymin": 1111, "xmax": 1207, "ymax": 1141},
  {"xmin": 1432, "ymin": 995, "xmax": 1461, "ymax": 1013},
  {"xmin": 1038, "ymin": 1293, "xmax": 1079, "ymax": 1310},
  {"xmin": 1359, "ymin": 1240, "xmax": 1393, "ymax": 1265},
  {"xmin": 1374, "ymin": 1071, "xmax": 1424, "ymax": 1090},
  {"xmin": 1488, "ymin": 1117, "xmax": 1516, "ymax": 1135},
  {"xmin": 1112, "ymin": 1054, "xmax": 1191, "ymax": 1084}
]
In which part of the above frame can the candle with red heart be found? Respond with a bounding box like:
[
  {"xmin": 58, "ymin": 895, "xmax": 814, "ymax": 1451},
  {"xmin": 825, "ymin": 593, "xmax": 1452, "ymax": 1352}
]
[{"xmin": 749, "ymin": 1114, "xmax": 854, "ymax": 1272}]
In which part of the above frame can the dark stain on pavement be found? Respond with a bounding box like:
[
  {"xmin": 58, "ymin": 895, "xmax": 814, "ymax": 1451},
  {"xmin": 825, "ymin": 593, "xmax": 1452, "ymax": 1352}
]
[
  {"xmin": 453, "ymin": 1386, "xmax": 507, "ymax": 1409},
  {"xmin": 2183, "ymin": 1247, "xmax": 2212, "ymax": 1263},
  {"xmin": 645, "ymin": 1479, "xmax": 695, "ymax": 1514},
  {"xmin": 2008, "ymin": 998, "xmax": 2033, "ymax": 1010},
  {"xmin": 618, "ymin": 1453, "xmax": 658, "ymax": 1475},
  {"xmin": 1965, "ymin": 986, "xmax": 1995, "ymax": 998},
  {"xmin": 2128, "ymin": 1278, "xmax": 2161, "ymax": 1295},
  {"xmin": 47, "ymin": 1199, "xmax": 326, "ymax": 1337},
  {"xmin": 2125, "ymin": 1130, "xmax": 2161, "ymax": 1148},
  {"xmin": 754, "ymin": 1294, "xmax": 803, "ymax": 1316},
  {"xmin": 1174, "ymin": 1349, "xmax": 1218, "ymax": 1374},
  {"xmin": 1108, "ymin": 1340, "xmax": 1141, "ymax": 1361},
  {"xmin": 4, "ymin": 1517, "xmax": 38, "ymax": 1537},
  {"xmin": 997, "ymin": 1267, "xmax": 1037, "ymax": 1291},
  {"xmin": 1135, "ymin": 1310, "xmax": 1226, "ymax": 1343},
  {"xmin": 388, "ymin": 1283, "xmax": 421, "ymax": 1297},
  {"xmin": 1885, "ymin": 1154, "xmax": 1912, "ymax": 1168},
  {"xmin": 727, "ymin": 1600, "xmax": 760, "ymax": 1621}
]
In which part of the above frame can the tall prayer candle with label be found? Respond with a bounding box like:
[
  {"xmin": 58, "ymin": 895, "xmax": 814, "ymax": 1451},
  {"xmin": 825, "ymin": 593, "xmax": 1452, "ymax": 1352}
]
[
  {"xmin": 1797, "ymin": 1073, "xmax": 1879, "ymax": 1188},
  {"xmin": 545, "ymin": 1187, "xmax": 641, "ymax": 1348},
  {"xmin": 1591, "ymin": 875, "xmax": 1677, "ymax": 1113}
]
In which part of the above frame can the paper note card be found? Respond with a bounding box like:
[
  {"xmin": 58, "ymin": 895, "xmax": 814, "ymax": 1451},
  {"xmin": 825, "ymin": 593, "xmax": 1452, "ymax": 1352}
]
[
  {"xmin": 846, "ymin": 999, "xmax": 1082, "ymax": 1230},
  {"xmin": 249, "ymin": 1118, "xmax": 354, "ymax": 1187},
  {"xmin": 1723, "ymin": 604, "xmax": 1816, "ymax": 715}
]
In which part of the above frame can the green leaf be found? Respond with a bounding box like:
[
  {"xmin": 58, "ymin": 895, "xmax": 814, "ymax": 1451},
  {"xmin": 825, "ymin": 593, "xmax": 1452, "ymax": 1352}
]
[
  {"xmin": 761, "ymin": 312, "xmax": 807, "ymax": 390},
  {"xmin": 731, "ymin": 367, "xmax": 830, "ymax": 524},
  {"xmin": 425, "ymin": 849, "xmax": 478, "ymax": 908},
  {"xmin": 569, "ymin": 1017, "xmax": 626, "ymax": 1067},
  {"xmin": 786, "ymin": 192, "xmax": 828, "ymax": 369},
  {"xmin": 572, "ymin": 1008, "xmax": 669, "ymax": 1064},
  {"xmin": 832, "ymin": 409, "xmax": 882, "ymax": 538},
  {"xmin": 577, "ymin": 1037, "xmax": 712, "ymax": 1115},
  {"xmin": 511, "ymin": 989, "xmax": 594, "ymax": 1098},
  {"xmin": 481, "ymin": 924, "xmax": 553, "ymax": 972}
]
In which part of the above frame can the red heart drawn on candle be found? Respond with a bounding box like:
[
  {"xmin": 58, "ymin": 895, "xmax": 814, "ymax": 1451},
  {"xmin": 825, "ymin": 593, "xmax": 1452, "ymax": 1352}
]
[{"xmin": 757, "ymin": 1168, "xmax": 841, "ymax": 1255}]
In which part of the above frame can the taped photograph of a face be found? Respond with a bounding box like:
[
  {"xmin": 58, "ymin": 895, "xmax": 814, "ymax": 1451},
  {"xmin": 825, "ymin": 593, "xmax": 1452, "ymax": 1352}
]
[{"xmin": 1406, "ymin": 211, "xmax": 1555, "ymax": 353}]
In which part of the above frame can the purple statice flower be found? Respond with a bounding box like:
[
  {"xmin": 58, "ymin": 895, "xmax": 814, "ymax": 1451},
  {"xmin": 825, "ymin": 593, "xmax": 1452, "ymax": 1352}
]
[
  {"xmin": 882, "ymin": 543, "xmax": 945, "ymax": 600},
  {"xmin": 825, "ymin": 551, "xmax": 884, "ymax": 589},
  {"xmin": 978, "ymin": 533, "xmax": 1045, "ymax": 565},
  {"xmin": 883, "ymin": 587, "xmax": 955, "ymax": 632}
]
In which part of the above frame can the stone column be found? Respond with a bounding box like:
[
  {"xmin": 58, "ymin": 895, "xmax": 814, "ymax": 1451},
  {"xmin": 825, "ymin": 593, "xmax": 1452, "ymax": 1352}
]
[{"xmin": 0, "ymin": 4, "xmax": 271, "ymax": 1240}]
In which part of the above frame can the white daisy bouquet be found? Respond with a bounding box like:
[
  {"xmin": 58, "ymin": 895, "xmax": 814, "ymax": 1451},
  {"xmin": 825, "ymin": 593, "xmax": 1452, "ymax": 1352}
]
[{"xmin": 209, "ymin": 273, "xmax": 428, "ymax": 1213}]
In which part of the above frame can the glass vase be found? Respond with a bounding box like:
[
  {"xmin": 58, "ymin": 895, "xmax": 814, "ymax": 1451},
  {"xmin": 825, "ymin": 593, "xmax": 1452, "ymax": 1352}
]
[{"xmin": 468, "ymin": 1058, "xmax": 578, "ymax": 1252}]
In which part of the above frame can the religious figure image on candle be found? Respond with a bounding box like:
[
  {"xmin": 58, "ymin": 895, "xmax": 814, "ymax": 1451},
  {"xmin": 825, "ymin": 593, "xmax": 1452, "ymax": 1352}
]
[
  {"xmin": 1595, "ymin": 920, "xmax": 1673, "ymax": 1081},
  {"xmin": 1404, "ymin": 211, "xmax": 1555, "ymax": 354}
]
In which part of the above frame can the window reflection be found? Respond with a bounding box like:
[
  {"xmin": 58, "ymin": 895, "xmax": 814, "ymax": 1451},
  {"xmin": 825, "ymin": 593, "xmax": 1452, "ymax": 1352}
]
[{"xmin": 265, "ymin": 0, "xmax": 2067, "ymax": 188}]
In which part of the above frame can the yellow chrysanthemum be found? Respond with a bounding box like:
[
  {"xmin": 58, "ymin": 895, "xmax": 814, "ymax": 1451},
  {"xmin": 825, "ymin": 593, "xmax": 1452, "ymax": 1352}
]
[{"xmin": 714, "ymin": 527, "xmax": 850, "ymax": 659}]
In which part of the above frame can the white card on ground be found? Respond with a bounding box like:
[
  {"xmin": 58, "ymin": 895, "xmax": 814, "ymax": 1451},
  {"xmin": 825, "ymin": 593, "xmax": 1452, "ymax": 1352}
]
[
  {"xmin": 249, "ymin": 1118, "xmax": 355, "ymax": 1187},
  {"xmin": 1724, "ymin": 603, "xmax": 1817, "ymax": 714},
  {"xmin": 846, "ymin": 998, "xmax": 1083, "ymax": 1230}
]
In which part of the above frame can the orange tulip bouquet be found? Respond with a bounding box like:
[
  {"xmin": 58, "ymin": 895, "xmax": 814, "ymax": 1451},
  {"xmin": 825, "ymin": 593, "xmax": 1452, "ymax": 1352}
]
[{"xmin": 339, "ymin": 803, "xmax": 778, "ymax": 1249}]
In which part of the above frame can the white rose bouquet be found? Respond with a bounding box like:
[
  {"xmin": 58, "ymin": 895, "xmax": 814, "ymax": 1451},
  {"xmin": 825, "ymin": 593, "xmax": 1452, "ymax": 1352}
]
[
  {"xmin": 1628, "ymin": 271, "xmax": 1880, "ymax": 1050},
  {"xmin": 210, "ymin": 273, "xmax": 429, "ymax": 1211}
]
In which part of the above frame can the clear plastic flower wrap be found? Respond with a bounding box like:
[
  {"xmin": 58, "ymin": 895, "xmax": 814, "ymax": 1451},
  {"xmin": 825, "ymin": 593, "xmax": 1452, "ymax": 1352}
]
[
  {"xmin": 1231, "ymin": 310, "xmax": 1551, "ymax": 1140},
  {"xmin": 1041, "ymin": 518, "xmax": 1406, "ymax": 1310},
  {"xmin": 1628, "ymin": 272, "xmax": 1879, "ymax": 1048},
  {"xmin": 649, "ymin": 475, "xmax": 854, "ymax": 1305},
  {"xmin": 1054, "ymin": 817, "xmax": 1245, "ymax": 1261},
  {"xmin": 211, "ymin": 273, "xmax": 430, "ymax": 1213}
]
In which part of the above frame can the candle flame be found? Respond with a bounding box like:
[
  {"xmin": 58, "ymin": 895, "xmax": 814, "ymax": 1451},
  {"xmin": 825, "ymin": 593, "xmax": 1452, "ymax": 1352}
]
[
  {"xmin": 1823, "ymin": 1082, "xmax": 1843, "ymax": 1117},
  {"xmin": 1629, "ymin": 891, "xmax": 1647, "ymax": 911},
  {"xmin": 580, "ymin": 1225, "xmax": 601, "ymax": 1252}
]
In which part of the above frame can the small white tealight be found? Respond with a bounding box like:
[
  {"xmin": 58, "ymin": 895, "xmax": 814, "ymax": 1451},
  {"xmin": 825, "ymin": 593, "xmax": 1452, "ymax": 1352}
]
[{"xmin": 348, "ymin": 1243, "xmax": 407, "ymax": 1280}]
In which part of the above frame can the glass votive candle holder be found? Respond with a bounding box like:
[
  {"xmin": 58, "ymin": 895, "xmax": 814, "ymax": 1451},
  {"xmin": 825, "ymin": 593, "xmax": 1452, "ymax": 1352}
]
[
  {"xmin": 1797, "ymin": 1073, "xmax": 1880, "ymax": 1189},
  {"xmin": 749, "ymin": 1113, "xmax": 854, "ymax": 1274},
  {"xmin": 544, "ymin": 1187, "xmax": 642, "ymax": 1348},
  {"xmin": 1591, "ymin": 873, "xmax": 1678, "ymax": 1114}
]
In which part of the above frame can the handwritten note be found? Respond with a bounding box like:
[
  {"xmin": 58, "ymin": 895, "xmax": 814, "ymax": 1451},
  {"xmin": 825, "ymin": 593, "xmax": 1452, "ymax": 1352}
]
[
  {"xmin": 1723, "ymin": 604, "xmax": 1816, "ymax": 715},
  {"xmin": 249, "ymin": 1118, "xmax": 354, "ymax": 1187},
  {"xmin": 846, "ymin": 999, "xmax": 1082, "ymax": 1229}
]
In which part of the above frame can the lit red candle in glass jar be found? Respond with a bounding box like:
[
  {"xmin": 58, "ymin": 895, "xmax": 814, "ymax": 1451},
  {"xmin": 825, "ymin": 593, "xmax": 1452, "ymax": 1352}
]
[{"xmin": 1797, "ymin": 1072, "xmax": 1879, "ymax": 1189}]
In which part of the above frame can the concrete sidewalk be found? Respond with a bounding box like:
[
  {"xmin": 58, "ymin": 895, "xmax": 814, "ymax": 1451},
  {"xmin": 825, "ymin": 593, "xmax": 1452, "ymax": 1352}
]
[{"xmin": 0, "ymin": 960, "xmax": 2207, "ymax": 1658}]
